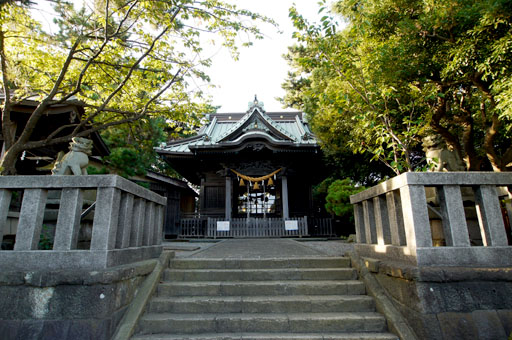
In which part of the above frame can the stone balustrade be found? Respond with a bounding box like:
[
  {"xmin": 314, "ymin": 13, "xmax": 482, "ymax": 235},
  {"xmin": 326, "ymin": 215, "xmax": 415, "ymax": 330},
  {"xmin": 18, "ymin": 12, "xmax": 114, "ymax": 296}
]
[
  {"xmin": 0, "ymin": 175, "xmax": 166, "ymax": 270},
  {"xmin": 350, "ymin": 172, "xmax": 512, "ymax": 267}
]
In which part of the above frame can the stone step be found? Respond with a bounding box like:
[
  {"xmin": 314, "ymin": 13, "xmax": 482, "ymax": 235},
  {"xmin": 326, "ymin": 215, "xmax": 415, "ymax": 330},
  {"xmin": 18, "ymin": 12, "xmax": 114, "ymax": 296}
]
[
  {"xmin": 136, "ymin": 312, "xmax": 388, "ymax": 334},
  {"xmin": 157, "ymin": 280, "xmax": 366, "ymax": 297},
  {"xmin": 132, "ymin": 332, "xmax": 399, "ymax": 340},
  {"xmin": 169, "ymin": 257, "xmax": 351, "ymax": 270},
  {"xmin": 149, "ymin": 295, "xmax": 376, "ymax": 314},
  {"xmin": 163, "ymin": 268, "xmax": 357, "ymax": 282}
]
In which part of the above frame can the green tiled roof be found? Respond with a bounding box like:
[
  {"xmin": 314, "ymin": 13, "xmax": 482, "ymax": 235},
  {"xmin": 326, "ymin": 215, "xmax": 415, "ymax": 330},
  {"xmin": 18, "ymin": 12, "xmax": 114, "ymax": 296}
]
[{"xmin": 156, "ymin": 104, "xmax": 318, "ymax": 155}]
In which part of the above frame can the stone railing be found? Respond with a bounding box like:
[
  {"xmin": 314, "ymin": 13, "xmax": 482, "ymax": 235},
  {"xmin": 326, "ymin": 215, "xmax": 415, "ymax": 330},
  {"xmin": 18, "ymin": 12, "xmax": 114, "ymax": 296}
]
[
  {"xmin": 0, "ymin": 175, "xmax": 166, "ymax": 270},
  {"xmin": 350, "ymin": 172, "xmax": 512, "ymax": 267}
]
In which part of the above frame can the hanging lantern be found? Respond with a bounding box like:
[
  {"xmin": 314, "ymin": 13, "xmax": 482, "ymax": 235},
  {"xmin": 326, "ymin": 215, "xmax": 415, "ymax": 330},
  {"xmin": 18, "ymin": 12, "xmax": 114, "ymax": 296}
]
[
  {"xmin": 267, "ymin": 177, "xmax": 274, "ymax": 186},
  {"xmin": 253, "ymin": 181, "xmax": 260, "ymax": 190},
  {"xmin": 239, "ymin": 178, "xmax": 245, "ymax": 186}
]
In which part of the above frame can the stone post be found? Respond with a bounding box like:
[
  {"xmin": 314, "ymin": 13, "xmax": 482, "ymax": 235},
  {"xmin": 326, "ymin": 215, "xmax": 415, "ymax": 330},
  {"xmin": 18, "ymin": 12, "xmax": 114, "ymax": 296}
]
[
  {"xmin": 0, "ymin": 189, "xmax": 12, "ymax": 244},
  {"xmin": 91, "ymin": 187, "xmax": 121, "ymax": 250},
  {"xmin": 399, "ymin": 185, "xmax": 432, "ymax": 251},
  {"xmin": 353, "ymin": 203, "xmax": 366, "ymax": 243},
  {"xmin": 362, "ymin": 199, "xmax": 377, "ymax": 244},
  {"xmin": 437, "ymin": 185, "xmax": 470, "ymax": 247},
  {"xmin": 374, "ymin": 195, "xmax": 392, "ymax": 245},
  {"xmin": 53, "ymin": 188, "xmax": 83, "ymax": 250},
  {"xmin": 474, "ymin": 185, "xmax": 508, "ymax": 246},
  {"xmin": 386, "ymin": 190, "xmax": 407, "ymax": 246},
  {"xmin": 14, "ymin": 189, "xmax": 48, "ymax": 250}
]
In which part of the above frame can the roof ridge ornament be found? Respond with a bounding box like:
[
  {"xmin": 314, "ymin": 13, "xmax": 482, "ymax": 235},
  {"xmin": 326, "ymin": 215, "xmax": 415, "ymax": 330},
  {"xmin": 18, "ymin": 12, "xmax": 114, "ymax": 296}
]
[{"xmin": 247, "ymin": 94, "xmax": 265, "ymax": 112}]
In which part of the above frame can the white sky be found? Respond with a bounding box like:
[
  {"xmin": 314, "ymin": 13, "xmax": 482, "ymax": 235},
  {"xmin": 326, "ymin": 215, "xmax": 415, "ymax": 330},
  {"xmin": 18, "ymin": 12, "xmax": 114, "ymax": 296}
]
[
  {"xmin": 32, "ymin": 1, "xmax": 328, "ymax": 113},
  {"xmin": 204, "ymin": 1, "xmax": 325, "ymax": 113}
]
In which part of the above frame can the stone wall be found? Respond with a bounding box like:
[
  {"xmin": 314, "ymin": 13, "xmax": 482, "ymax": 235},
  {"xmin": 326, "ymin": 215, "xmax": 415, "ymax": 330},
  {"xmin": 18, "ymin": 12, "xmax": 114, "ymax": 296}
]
[
  {"xmin": 0, "ymin": 258, "xmax": 157, "ymax": 340},
  {"xmin": 356, "ymin": 256, "xmax": 512, "ymax": 340}
]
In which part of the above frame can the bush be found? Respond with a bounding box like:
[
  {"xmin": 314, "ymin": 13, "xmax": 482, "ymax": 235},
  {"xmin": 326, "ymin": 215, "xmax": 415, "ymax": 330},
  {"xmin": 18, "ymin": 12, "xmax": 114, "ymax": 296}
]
[{"xmin": 325, "ymin": 179, "xmax": 365, "ymax": 224}]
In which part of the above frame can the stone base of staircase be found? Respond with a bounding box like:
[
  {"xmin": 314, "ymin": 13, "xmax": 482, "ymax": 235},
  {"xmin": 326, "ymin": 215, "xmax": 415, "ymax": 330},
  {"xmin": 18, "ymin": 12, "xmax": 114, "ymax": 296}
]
[{"xmin": 132, "ymin": 257, "xmax": 398, "ymax": 340}]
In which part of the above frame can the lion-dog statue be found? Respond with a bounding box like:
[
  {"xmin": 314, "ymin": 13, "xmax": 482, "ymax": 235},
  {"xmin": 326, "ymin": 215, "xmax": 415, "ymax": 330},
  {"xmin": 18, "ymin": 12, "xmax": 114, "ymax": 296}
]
[{"xmin": 52, "ymin": 137, "xmax": 93, "ymax": 175}]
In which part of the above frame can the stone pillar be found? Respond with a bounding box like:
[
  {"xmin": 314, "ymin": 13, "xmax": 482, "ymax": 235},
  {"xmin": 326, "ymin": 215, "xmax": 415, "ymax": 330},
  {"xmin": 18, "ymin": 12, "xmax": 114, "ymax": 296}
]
[
  {"xmin": 225, "ymin": 176, "xmax": 232, "ymax": 220},
  {"xmin": 282, "ymin": 176, "xmax": 289, "ymax": 219},
  {"xmin": 474, "ymin": 185, "xmax": 508, "ymax": 246},
  {"xmin": 399, "ymin": 184, "xmax": 432, "ymax": 251}
]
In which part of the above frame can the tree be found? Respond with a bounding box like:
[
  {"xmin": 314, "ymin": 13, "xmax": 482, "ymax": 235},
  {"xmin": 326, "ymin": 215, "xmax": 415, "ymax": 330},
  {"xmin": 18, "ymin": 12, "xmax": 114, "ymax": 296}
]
[
  {"xmin": 99, "ymin": 117, "xmax": 171, "ymax": 178},
  {"xmin": 324, "ymin": 178, "xmax": 365, "ymax": 226},
  {"xmin": 283, "ymin": 0, "xmax": 512, "ymax": 174},
  {"xmin": 283, "ymin": 4, "xmax": 425, "ymax": 176},
  {"xmin": 0, "ymin": 0, "xmax": 273, "ymax": 174}
]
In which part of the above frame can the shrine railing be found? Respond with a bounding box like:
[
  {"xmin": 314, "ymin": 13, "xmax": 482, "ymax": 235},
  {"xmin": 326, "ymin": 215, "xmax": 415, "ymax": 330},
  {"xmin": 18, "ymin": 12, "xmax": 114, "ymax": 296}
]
[
  {"xmin": 350, "ymin": 172, "xmax": 512, "ymax": 267},
  {"xmin": 308, "ymin": 217, "xmax": 334, "ymax": 237},
  {"xmin": 179, "ymin": 216, "xmax": 319, "ymax": 238},
  {"xmin": 207, "ymin": 217, "xmax": 308, "ymax": 238},
  {"xmin": 0, "ymin": 175, "xmax": 166, "ymax": 270},
  {"xmin": 180, "ymin": 217, "xmax": 207, "ymax": 238}
]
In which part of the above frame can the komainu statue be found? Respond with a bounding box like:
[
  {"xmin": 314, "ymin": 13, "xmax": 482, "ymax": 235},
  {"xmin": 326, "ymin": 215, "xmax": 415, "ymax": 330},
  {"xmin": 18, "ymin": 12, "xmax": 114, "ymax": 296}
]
[
  {"xmin": 422, "ymin": 134, "xmax": 469, "ymax": 205},
  {"xmin": 422, "ymin": 134, "xmax": 466, "ymax": 172},
  {"xmin": 52, "ymin": 137, "xmax": 93, "ymax": 175}
]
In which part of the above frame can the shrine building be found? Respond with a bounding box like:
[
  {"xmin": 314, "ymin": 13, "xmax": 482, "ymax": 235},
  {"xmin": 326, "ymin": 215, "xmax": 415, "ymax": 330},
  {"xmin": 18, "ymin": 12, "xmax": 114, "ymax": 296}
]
[{"xmin": 157, "ymin": 97, "xmax": 331, "ymax": 238}]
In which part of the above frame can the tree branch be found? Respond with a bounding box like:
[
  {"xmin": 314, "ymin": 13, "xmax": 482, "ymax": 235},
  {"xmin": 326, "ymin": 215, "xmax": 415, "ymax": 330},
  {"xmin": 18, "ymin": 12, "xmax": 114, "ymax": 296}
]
[
  {"xmin": 429, "ymin": 87, "xmax": 464, "ymax": 162},
  {"xmin": 458, "ymin": 88, "xmax": 480, "ymax": 170},
  {"xmin": 472, "ymin": 77, "xmax": 502, "ymax": 170},
  {"xmin": 15, "ymin": 37, "xmax": 81, "ymax": 147},
  {"xmin": 0, "ymin": 28, "xmax": 15, "ymax": 150},
  {"xmin": 90, "ymin": 8, "xmax": 180, "ymax": 118},
  {"xmin": 23, "ymin": 112, "xmax": 150, "ymax": 150}
]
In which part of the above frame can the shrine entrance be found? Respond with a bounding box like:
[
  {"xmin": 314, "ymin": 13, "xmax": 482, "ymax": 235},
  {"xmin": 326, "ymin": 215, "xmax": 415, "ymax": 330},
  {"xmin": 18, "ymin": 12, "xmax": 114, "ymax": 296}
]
[
  {"xmin": 157, "ymin": 98, "xmax": 334, "ymax": 238},
  {"xmin": 233, "ymin": 168, "xmax": 281, "ymax": 219},
  {"xmin": 236, "ymin": 181, "xmax": 279, "ymax": 218}
]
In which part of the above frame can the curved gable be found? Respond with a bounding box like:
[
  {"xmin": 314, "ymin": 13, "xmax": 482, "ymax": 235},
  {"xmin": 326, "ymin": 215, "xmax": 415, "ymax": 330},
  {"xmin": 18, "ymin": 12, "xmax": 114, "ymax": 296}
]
[{"xmin": 216, "ymin": 107, "xmax": 296, "ymax": 143}]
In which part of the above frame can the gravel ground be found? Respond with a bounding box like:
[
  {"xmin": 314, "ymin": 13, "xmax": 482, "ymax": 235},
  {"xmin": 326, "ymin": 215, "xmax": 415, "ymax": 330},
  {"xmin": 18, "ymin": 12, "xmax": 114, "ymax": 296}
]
[
  {"xmin": 298, "ymin": 240, "xmax": 354, "ymax": 257},
  {"xmin": 164, "ymin": 239, "xmax": 354, "ymax": 258},
  {"xmin": 163, "ymin": 241, "xmax": 221, "ymax": 258}
]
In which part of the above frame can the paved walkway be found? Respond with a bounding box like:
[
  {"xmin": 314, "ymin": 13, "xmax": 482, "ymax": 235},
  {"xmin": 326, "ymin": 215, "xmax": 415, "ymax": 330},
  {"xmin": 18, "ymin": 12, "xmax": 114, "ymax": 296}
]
[{"xmin": 165, "ymin": 239, "xmax": 354, "ymax": 258}]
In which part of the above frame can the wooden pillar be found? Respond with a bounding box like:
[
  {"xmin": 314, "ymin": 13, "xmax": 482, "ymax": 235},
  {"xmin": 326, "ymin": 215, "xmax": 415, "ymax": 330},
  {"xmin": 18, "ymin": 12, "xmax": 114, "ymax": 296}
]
[
  {"xmin": 225, "ymin": 176, "xmax": 232, "ymax": 220},
  {"xmin": 282, "ymin": 176, "xmax": 289, "ymax": 219},
  {"xmin": 199, "ymin": 177, "xmax": 205, "ymax": 214}
]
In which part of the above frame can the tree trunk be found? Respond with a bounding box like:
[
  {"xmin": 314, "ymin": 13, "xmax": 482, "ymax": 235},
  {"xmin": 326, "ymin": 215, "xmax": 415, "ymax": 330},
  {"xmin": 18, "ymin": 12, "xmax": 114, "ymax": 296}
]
[{"xmin": 0, "ymin": 146, "xmax": 20, "ymax": 175}]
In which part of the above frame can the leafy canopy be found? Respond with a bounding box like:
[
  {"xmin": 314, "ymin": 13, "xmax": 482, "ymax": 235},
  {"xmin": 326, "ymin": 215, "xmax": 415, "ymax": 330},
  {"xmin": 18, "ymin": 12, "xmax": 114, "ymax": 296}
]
[
  {"xmin": 324, "ymin": 178, "xmax": 365, "ymax": 224},
  {"xmin": 283, "ymin": 0, "xmax": 512, "ymax": 176},
  {"xmin": 0, "ymin": 0, "xmax": 274, "ymax": 174}
]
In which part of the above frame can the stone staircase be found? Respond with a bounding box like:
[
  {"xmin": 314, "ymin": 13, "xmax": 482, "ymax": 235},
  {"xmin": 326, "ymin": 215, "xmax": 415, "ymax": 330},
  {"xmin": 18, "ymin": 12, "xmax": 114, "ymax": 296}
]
[{"xmin": 131, "ymin": 256, "xmax": 398, "ymax": 340}]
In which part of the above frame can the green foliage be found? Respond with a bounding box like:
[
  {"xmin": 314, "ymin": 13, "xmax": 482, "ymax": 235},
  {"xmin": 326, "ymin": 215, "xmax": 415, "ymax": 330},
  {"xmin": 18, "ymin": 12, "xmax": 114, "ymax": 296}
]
[
  {"xmin": 101, "ymin": 116, "xmax": 196, "ymax": 178},
  {"xmin": 86, "ymin": 165, "xmax": 108, "ymax": 175},
  {"xmin": 325, "ymin": 178, "xmax": 365, "ymax": 224},
  {"xmin": 106, "ymin": 147, "xmax": 146, "ymax": 178},
  {"xmin": 313, "ymin": 176, "xmax": 336, "ymax": 201},
  {"xmin": 38, "ymin": 225, "xmax": 53, "ymax": 250},
  {"xmin": 283, "ymin": 0, "xmax": 512, "ymax": 175},
  {"xmin": 135, "ymin": 181, "xmax": 150, "ymax": 189},
  {"xmin": 0, "ymin": 0, "xmax": 275, "ymax": 174}
]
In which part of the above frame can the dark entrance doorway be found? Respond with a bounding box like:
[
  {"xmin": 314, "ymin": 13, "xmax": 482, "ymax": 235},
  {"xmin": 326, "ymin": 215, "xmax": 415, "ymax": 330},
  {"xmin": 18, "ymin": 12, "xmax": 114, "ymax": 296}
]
[{"xmin": 236, "ymin": 180, "xmax": 280, "ymax": 218}]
